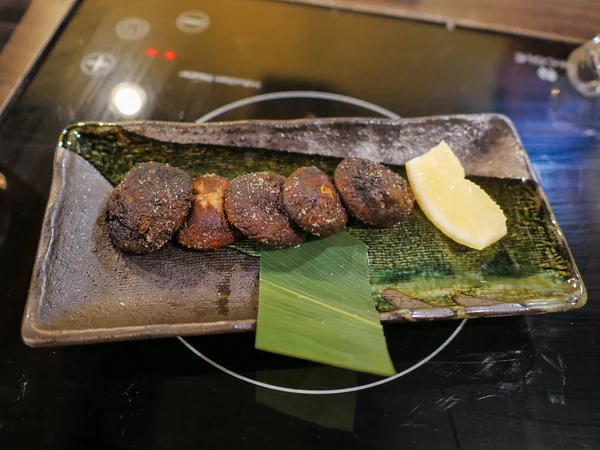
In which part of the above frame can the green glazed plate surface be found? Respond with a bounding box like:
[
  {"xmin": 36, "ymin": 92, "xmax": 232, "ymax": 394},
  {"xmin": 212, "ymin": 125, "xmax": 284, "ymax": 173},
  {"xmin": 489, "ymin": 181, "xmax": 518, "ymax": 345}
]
[{"xmin": 21, "ymin": 115, "xmax": 586, "ymax": 347}]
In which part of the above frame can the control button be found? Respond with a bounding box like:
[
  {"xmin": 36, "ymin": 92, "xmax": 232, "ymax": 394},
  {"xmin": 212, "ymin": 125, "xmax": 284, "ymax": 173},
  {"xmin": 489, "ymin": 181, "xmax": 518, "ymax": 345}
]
[
  {"xmin": 80, "ymin": 51, "xmax": 116, "ymax": 77},
  {"xmin": 116, "ymin": 17, "xmax": 151, "ymax": 40},
  {"xmin": 176, "ymin": 11, "xmax": 210, "ymax": 34}
]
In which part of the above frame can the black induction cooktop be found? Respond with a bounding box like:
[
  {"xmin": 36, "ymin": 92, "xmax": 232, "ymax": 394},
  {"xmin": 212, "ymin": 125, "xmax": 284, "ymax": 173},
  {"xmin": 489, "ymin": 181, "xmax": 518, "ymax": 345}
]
[{"xmin": 1, "ymin": 1, "xmax": 599, "ymax": 449}]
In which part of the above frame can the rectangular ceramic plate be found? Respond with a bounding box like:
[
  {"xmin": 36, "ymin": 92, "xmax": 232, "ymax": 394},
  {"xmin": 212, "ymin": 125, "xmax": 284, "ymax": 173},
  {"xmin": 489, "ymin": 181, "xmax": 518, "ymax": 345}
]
[{"xmin": 22, "ymin": 115, "xmax": 586, "ymax": 347}]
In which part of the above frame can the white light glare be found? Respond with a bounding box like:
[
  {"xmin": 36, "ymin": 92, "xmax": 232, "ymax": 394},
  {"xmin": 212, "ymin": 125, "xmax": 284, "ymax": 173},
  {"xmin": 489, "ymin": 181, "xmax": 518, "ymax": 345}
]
[{"xmin": 110, "ymin": 82, "xmax": 146, "ymax": 116}]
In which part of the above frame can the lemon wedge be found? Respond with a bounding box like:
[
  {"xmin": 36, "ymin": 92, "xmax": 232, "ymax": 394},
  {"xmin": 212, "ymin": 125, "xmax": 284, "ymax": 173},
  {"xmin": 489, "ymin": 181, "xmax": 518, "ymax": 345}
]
[{"xmin": 406, "ymin": 140, "xmax": 507, "ymax": 250}]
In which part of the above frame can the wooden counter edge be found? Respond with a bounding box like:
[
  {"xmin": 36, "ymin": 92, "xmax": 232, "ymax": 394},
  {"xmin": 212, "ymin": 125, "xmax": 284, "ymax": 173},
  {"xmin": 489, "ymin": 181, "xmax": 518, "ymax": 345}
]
[
  {"xmin": 0, "ymin": 0, "xmax": 78, "ymax": 117},
  {"xmin": 279, "ymin": 0, "xmax": 587, "ymax": 45}
]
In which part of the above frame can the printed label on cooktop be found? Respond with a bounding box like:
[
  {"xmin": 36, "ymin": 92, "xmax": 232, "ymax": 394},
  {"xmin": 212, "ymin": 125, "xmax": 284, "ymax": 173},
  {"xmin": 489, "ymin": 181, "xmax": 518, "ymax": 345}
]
[
  {"xmin": 514, "ymin": 51, "xmax": 566, "ymax": 83},
  {"xmin": 179, "ymin": 70, "xmax": 261, "ymax": 89}
]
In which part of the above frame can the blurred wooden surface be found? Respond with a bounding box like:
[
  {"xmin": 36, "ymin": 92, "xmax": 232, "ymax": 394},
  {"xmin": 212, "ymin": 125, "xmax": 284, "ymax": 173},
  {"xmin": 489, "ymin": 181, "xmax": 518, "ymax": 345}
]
[
  {"xmin": 285, "ymin": 0, "xmax": 599, "ymax": 44},
  {"xmin": 0, "ymin": 0, "xmax": 29, "ymax": 51},
  {"xmin": 0, "ymin": 0, "xmax": 76, "ymax": 114}
]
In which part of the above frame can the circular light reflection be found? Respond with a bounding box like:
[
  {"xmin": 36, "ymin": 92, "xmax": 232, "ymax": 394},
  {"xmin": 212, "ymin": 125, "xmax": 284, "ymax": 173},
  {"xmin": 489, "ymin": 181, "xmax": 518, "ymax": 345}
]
[{"xmin": 110, "ymin": 82, "xmax": 147, "ymax": 117}]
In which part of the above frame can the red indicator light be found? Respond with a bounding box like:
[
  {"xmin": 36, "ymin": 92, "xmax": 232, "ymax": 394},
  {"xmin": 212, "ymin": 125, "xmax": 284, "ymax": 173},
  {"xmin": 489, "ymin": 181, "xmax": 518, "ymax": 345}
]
[
  {"xmin": 163, "ymin": 50, "xmax": 176, "ymax": 61},
  {"xmin": 145, "ymin": 47, "xmax": 158, "ymax": 57}
]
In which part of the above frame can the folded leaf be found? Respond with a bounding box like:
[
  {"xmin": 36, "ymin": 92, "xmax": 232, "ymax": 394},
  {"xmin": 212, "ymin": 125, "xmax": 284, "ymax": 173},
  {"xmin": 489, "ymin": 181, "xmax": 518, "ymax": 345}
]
[{"xmin": 256, "ymin": 232, "xmax": 395, "ymax": 376}]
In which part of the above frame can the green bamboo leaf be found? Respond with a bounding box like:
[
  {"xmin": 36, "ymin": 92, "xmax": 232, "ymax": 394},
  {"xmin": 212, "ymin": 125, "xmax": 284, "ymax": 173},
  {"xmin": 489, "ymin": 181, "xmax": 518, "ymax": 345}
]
[{"xmin": 255, "ymin": 232, "xmax": 396, "ymax": 376}]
